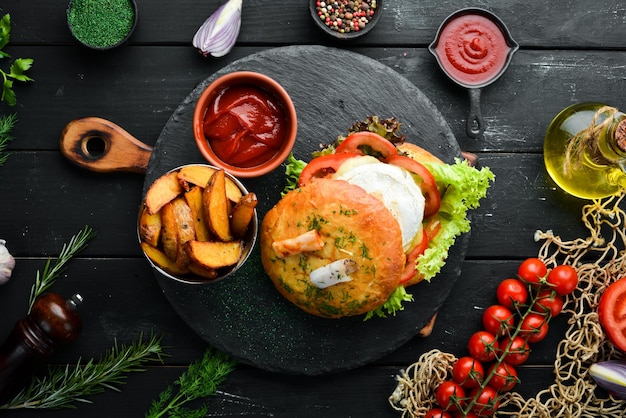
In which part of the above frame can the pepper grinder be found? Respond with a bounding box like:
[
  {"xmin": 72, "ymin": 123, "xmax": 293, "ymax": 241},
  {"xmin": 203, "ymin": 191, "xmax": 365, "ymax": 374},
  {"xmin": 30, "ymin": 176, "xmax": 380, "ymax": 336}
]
[{"xmin": 0, "ymin": 293, "xmax": 83, "ymax": 398}]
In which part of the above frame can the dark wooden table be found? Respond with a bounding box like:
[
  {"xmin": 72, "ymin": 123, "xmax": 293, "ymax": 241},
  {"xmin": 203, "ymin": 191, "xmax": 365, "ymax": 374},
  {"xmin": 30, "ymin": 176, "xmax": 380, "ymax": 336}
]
[{"xmin": 0, "ymin": 1, "xmax": 623, "ymax": 416}]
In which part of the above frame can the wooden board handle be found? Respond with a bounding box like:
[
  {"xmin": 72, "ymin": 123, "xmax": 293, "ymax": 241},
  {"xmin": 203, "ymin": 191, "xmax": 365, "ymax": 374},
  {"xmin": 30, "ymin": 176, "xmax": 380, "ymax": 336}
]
[{"xmin": 60, "ymin": 117, "xmax": 153, "ymax": 174}]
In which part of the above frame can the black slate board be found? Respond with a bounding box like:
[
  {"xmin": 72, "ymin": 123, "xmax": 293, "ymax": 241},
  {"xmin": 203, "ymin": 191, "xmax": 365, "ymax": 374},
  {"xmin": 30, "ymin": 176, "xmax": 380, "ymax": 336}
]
[{"xmin": 144, "ymin": 45, "xmax": 468, "ymax": 375}]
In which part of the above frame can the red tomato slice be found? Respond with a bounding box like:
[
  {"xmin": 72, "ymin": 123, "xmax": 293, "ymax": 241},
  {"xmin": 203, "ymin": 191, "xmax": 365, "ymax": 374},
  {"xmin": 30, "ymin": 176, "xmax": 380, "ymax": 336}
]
[
  {"xmin": 598, "ymin": 277, "xmax": 626, "ymax": 352},
  {"xmin": 298, "ymin": 152, "xmax": 361, "ymax": 187},
  {"xmin": 399, "ymin": 228, "xmax": 429, "ymax": 284},
  {"xmin": 385, "ymin": 155, "xmax": 441, "ymax": 217},
  {"xmin": 424, "ymin": 215, "xmax": 441, "ymax": 241},
  {"xmin": 334, "ymin": 131, "xmax": 398, "ymax": 159}
]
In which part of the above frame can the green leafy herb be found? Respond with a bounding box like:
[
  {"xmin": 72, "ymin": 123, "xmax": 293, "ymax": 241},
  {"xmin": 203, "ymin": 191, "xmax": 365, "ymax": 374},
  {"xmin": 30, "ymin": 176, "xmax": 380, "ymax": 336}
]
[
  {"xmin": 0, "ymin": 112, "xmax": 17, "ymax": 166},
  {"xmin": 282, "ymin": 152, "xmax": 307, "ymax": 196},
  {"xmin": 28, "ymin": 226, "xmax": 96, "ymax": 312},
  {"xmin": 0, "ymin": 333, "xmax": 165, "ymax": 410},
  {"xmin": 145, "ymin": 347, "xmax": 237, "ymax": 418},
  {"xmin": 0, "ymin": 14, "xmax": 34, "ymax": 106}
]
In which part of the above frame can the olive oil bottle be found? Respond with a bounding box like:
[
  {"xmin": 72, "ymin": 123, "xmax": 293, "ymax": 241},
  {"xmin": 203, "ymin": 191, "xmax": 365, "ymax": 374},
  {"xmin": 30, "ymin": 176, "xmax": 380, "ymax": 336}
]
[{"xmin": 544, "ymin": 102, "xmax": 626, "ymax": 199}]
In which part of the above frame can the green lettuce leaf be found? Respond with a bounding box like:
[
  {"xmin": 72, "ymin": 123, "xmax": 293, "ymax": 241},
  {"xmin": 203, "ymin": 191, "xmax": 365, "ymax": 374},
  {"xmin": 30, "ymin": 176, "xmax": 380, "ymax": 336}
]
[{"xmin": 417, "ymin": 159, "xmax": 495, "ymax": 281}]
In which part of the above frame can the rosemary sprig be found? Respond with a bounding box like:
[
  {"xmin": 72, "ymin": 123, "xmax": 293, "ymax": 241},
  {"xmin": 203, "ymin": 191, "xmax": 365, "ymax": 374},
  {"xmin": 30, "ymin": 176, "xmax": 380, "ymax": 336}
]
[
  {"xmin": 0, "ymin": 112, "xmax": 17, "ymax": 166},
  {"xmin": 0, "ymin": 333, "xmax": 165, "ymax": 410},
  {"xmin": 146, "ymin": 347, "xmax": 237, "ymax": 418},
  {"xmin": 28, "ymin": 226, "xmax": 96, "ymax": 312}
]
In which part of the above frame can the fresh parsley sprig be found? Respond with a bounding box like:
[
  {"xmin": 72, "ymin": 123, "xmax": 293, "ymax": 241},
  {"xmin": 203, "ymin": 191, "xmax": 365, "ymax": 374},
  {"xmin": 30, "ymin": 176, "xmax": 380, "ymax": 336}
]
[
  {"xmin": 0, "ymin": 13, "xmax": 34, "ymax": 106},
  {"xmin": 0, "ymin": 333, "xmax": 165, "ymax": 410},
  {"xmin": 146, "ymin": 347, "xmax": 237, "ymax": 418},
  {"xmin": 28, "ymin": 226, "xmax": 96, "ymax": 312}
]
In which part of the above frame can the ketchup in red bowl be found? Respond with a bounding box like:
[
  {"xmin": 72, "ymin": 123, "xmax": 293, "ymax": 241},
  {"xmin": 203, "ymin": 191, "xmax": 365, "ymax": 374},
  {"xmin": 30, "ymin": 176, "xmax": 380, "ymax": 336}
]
[{"xmin": 202, "ymin": 85, "xmax": 286, "ymax": 168}]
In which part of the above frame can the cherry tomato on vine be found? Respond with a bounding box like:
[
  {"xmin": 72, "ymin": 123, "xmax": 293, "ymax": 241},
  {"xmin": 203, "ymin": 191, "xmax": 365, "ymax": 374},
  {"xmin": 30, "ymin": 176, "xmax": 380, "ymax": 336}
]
[
  {"xmin": 452, "ymin": 356, "xmax": 484, "ymax": 389},
  {"xmin": 487, "ymin": 362, "xmax": 518, "ymax": 392},
  {"xmin": 520, "ymin": 313, "xmax": 549, "ymax": 343},
  {"xmin": 533, "ymin": 289, "xmax": 564, "ymax": 317},
  {"xmin": 453, "ymin": 412, "xmax": 479, "ymax": 418},
  {"xmin": 468, "ymin": 331, "xmax": 499, "ymax": 362},
  {"xmin": 598, "ymin": 277, "xmax": 626, "ymax": 352},
  {"xmin": 496, "ymin": 278, "xmax": 529, "ymax": 310},
  {"xmin": 547, "ymin": 264, "xmax": 579, "ymax": 295},
  {"xmin": 482, "ymin": 305, "xmax": 515, "ymax": 337},
  {"xmin": 435, "ymin": 380, "xmax": 466, "ymax": 412},
  {"xmin": 424, "ymin": 408, "xmax": 452, "ymax": 418},
  {"xmin": 499, "ymin": 336, "xmax": 530, "ymax": 365},
  {"xmin": 469, "ymin": 385, "xmax": 500, "ymax": 416},
  {"xmin": 518, "ymin": 258, "xmax": 547, "ymax": 285}
]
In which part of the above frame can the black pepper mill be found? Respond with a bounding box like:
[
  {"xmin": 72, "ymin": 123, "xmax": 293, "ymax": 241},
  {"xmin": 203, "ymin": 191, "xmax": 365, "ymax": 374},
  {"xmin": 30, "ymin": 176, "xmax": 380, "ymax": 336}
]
[{"xmin": 0, "ymin": 293, "xmax": 83, "ymax": 399}]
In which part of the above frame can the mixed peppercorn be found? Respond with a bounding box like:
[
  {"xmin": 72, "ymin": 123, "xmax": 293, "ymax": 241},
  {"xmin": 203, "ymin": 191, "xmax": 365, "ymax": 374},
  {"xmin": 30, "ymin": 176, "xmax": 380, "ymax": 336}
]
[{"xmin": 315, "ymin": 0, "xmax": 378, "ymax": 34}]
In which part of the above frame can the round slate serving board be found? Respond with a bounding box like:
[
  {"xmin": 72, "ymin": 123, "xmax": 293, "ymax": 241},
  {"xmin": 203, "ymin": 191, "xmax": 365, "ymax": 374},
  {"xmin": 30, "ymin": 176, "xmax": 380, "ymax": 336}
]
[{"xmin": 145, "ymin": 45, "xmax": 468, "ymax": 375}]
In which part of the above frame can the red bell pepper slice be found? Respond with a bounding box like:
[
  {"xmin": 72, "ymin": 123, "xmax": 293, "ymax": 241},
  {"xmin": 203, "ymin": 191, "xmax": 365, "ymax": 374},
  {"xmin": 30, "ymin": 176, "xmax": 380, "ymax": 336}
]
[
  {"xmin": 298, "ymin": 152, "xmax": 361, "ymax": 187},
  {"xmin": 335, "ymin": 131, "xmax": 398, "ymax": 160},
  {"xmin": 385, "ymin": 155, "xmax": 441, "ymax": 217}
]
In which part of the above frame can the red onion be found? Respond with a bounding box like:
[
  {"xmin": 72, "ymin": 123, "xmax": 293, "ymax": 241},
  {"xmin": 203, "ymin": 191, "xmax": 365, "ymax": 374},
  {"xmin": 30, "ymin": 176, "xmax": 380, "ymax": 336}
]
[
  {"xmin": 589, "ymin": 360, "xmax": 626, "ymax": 400},
  {"xmin": 192, "ymin": 0, "xmax": 242, "ymax": 58},
  {"xmin": 0, "ymin": 239, "xmax": 15, "ymax": 285}
]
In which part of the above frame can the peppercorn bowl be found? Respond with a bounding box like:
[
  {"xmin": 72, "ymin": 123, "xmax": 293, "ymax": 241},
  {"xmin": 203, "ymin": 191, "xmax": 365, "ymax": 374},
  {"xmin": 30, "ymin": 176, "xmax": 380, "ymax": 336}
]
[
  {"xmin": 67, "ymin": 0, "xmax": 138, "ymax": 50},
  {"xmin": 193, "ymin": 71, "xmax": 298, "ymax": 178},
  {"xmin": 137, "ymin": 164, "xmax": 258, "ymax": 285},
  {"xmin": 309, "ymin": 0, "xmax": 383, "ymax": 40}
]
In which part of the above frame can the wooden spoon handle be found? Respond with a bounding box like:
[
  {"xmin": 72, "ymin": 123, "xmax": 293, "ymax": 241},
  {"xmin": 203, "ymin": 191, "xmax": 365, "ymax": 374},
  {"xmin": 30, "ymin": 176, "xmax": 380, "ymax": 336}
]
[{"xmin": 60, "ymin": 117, "xmax": 153, "ymax": 174}]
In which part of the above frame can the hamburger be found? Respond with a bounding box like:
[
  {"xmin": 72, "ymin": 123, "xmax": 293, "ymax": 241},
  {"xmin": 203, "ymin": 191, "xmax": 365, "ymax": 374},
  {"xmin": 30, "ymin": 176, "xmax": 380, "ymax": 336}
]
[{"xmin": 260, "ymin": 118, "xmax": 494, "ymax": 319}]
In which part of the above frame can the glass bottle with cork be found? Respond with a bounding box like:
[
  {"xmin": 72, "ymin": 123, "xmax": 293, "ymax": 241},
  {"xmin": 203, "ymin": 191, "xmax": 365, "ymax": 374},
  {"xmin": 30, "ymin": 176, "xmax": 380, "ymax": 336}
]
[{"xmin": 544, "ymin": 103, "xmax": 626, "ymax": 199}]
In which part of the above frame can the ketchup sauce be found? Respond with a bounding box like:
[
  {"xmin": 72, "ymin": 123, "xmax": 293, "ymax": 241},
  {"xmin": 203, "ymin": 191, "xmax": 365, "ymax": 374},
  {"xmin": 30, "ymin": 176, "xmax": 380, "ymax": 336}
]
[
  {"xmin": 433, "ymin": 13, "xmax": 509, "ymax": 87},
  {"xmin": 202, "ymin": 85, "xmax": 286, "ymax": 167}
]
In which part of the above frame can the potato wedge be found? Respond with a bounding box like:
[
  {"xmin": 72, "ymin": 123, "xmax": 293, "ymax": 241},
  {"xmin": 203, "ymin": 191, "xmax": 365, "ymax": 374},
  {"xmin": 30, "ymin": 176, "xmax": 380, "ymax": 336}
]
[
  {"xmin": 230, "ymin": 192, "xmax": 257, "ymax": 238},
  {"xmin": 188, "ymin": 262, "xmax": 218, "ymax": 280},
  {"xmin": 141, "ymin": 242, "xmax": 189, "ymax": 275},
  {"xmin": 184, "ymin": 186, "xmax": 212, "ymax": 241},
  {"xmin": 203, "ymin": 169, "xmax": 232, "ymax": 241},
  {"xmin": 144, "ymin": 171, "xmax": 184, "ymax": 214},
  {"xmin": 161, "ymin": 198, "xmax": 196, "ymax": 268},
  {"xmin": 139, "ymin": 206, "xmax": 162, "ymax": 247},
  {"xmin": 185, "ymin": 240, "xmax": 243, "ymax": 269},
  {"xmin": 178, "ymin": 165, "xmax": 243, "ymax": 202}
]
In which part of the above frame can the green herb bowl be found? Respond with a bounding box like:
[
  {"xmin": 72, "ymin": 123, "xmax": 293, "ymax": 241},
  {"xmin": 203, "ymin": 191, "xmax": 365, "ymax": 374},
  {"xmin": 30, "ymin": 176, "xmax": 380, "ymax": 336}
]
[{"xmin": 67, "ymin": 0, "xmax": 138, "ymax": 50}]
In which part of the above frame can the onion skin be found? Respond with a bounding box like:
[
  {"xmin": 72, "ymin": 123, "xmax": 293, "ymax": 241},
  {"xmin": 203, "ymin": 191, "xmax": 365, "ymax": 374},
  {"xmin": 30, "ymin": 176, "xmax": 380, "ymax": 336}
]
[
  {"xmin": 0, "ymin": 239, "xmax": 15, "ymax": 285},
  {"xmin": 192, "ymin": 0, "xmax": 242, "ymax": 58},
  {"xmin": 589, "ymin": 360, "xmax": 626, "ymax": 400}
]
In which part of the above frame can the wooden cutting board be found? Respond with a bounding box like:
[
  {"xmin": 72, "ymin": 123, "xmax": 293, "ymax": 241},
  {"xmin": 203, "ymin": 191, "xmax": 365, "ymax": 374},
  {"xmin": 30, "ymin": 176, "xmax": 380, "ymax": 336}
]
[{"xmin": 144, "ymin": 45, "xmax": 468, "ymax": 375}]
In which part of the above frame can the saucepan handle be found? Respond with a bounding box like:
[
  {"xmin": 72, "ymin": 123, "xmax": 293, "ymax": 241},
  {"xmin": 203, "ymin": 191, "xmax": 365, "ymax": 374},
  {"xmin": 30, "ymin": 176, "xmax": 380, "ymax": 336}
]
[
  {"xmin": 59, "ymin": 117, "xmax": 153, "ymax": 174},
  {"xmin": 466, "ymin": 88, "xmax": 485, "ymax": 139}
]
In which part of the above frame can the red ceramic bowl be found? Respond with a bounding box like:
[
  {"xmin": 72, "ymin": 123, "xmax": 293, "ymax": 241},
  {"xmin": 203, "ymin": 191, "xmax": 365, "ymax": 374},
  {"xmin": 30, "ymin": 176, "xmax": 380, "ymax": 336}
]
[{"xmin": 193, "ymin": 71, "xmax": 298, "ymax": 178}]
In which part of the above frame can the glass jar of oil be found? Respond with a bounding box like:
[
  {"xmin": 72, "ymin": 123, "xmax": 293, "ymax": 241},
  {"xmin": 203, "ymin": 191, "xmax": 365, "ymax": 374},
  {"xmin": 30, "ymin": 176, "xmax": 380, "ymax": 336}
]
[{"xmin": 544, "ymin": 103, "xmax": 626, "ymax": 199}]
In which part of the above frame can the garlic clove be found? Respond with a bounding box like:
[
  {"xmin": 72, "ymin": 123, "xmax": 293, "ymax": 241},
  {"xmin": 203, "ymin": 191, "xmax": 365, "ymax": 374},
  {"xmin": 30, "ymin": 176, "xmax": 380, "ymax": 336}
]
[{"xmin": 0, "ymin": 239, "xmax": 15, "ymax": 285}]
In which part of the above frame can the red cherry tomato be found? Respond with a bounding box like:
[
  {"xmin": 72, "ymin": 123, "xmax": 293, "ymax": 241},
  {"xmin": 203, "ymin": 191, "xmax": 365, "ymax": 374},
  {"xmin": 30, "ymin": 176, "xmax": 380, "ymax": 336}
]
[
  {"xmin": 547, "ymin": 264, "xmax": 579, "ymax": 295},
  {"xmin": 517, "ymin": 258, "xmax": 547, "ymax": 285},
  {"xmin": 334, "ymin": 131, "xmax": 398, "ymax": 159},
  {"xmin": 452, "ymin": 356, "xmax": 484, "ymax": 389},
  {"xmin": 468, "ymin": 331, "xmax": 499, "ymax": 362},
  {"xmin": 519, "ymin": 313, "xmax": 549, "ymax": 343},
  {"xmin": 496, "ymin": 278, "xmax": 529, "ymax": 310},
  {"xmin": 469, "ymin": 386, "xmax": 500, "ymax": 416},
  {"xmin": 533, "ymin": 289, "xmax": 564, "ymax": 318},
  {"xmin": 482, "ymin": 305, "xmax": 515, "ymax": 337},
  {"xmin": 487, "ymin": 362, "xmax": 518, "ymax": 392},
  {"xmin": 385, "ymin": 154, "xmax": 441, "ymax": 217},
  {"xmin": 425, "ymin": 409, "xmax": 452, "ymax": 418},
  {"xmin": 297, "ymin": 152, "xmax": 361, "ymax": 186},
  {"xmin": 499, "ymin": 336, "xmax": 530, "ymax": 365},
  {"xmin": 598, "ymin": 277, "xmax": 626, "ymax": 352},
  {"xmin": 453, "ymin": 412, "xmax": 479, "ymax": 418},
  {"xmin": 435, "ymin": 380, "xmax": 466, "ymax": 412}
]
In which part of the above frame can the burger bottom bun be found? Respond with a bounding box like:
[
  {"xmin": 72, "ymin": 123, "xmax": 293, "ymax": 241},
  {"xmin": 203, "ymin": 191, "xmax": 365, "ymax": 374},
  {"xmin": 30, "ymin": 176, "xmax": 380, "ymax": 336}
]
[
  {"xmin": 396, "ymin": 142, "xmax": 444, "ymax": 164},
  {"xmin": 260, "ymin": 178, "xmax": 405, "ymax": 318}
]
